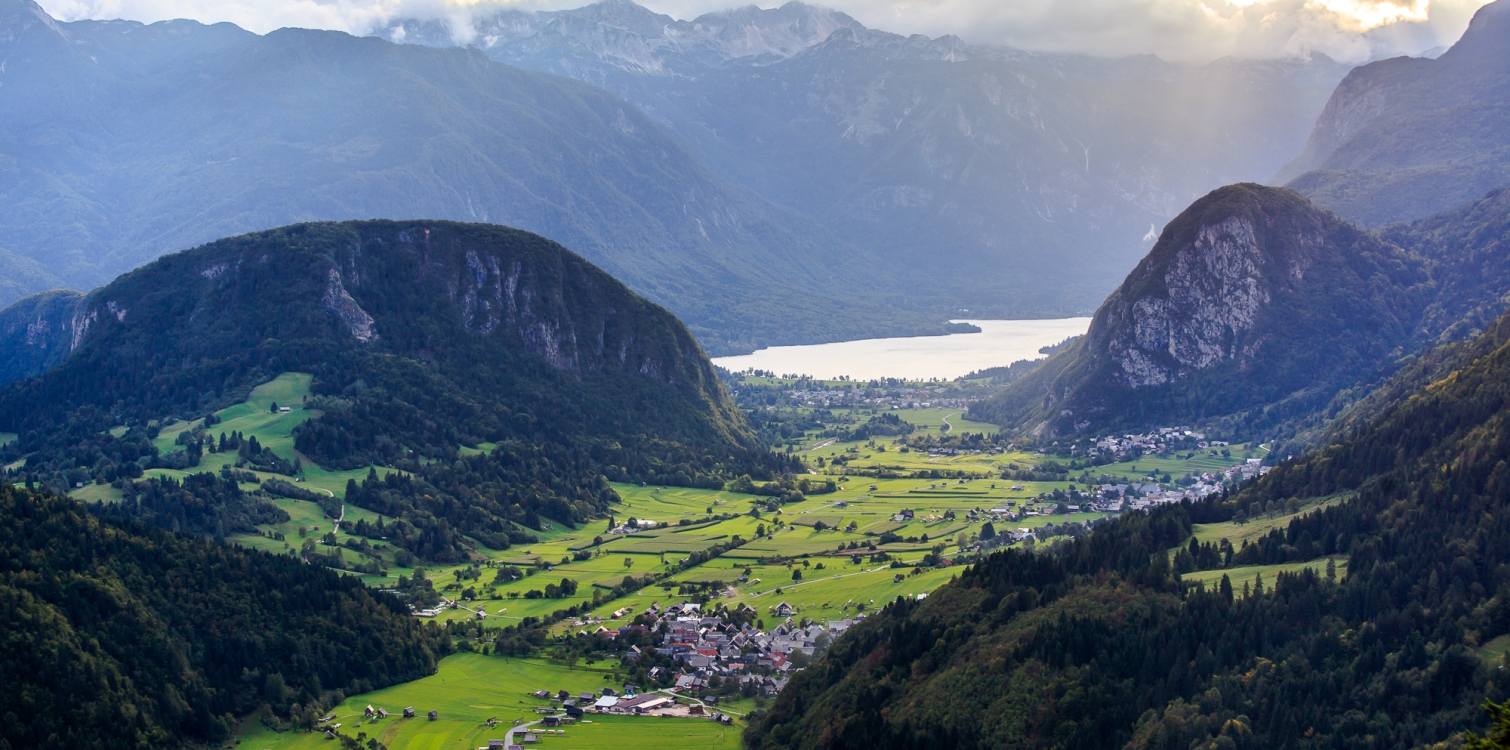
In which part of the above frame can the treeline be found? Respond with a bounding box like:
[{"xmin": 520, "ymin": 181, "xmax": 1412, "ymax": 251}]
[
  {"xmin": 93, "ymin": 473, "xmax": 289, "ymax": 539},
  {"xmin": 748, "ymin": 310, "xmax": 1510, "ymax": 750},
  {"xmin": 0, "ymin": 486, "xmax": 449, "ymax": 749}
]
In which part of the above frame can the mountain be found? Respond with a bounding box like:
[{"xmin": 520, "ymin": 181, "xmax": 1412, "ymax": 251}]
[
  {"xmin": 968, "ymin": 184, "xmax": 1430, "ymax": 437},
  {"xmin": 749, "ymin": 302, "xmax": 1510, "ymax": 749},
  {"xmin": 0, "ymin": 484, "xmax": 449, "ymax": 749},
  {"xmin": 1275, "ymin": 0, "xmax": 1510, "ymax": 227},
  {"xmin": 0, "ymin": 219, "xmax": 793, "ymax": 561},
  {"xmin": 378, "ymin": 0, "xmax": 1352, "ymax": 318},
  {"xmin": 972, "ymin": 181, "xmax": 1510, "ymax": 439},
  {"xmin": 0, "ymin": 0, "xmax": 934, "ymax": 356}
]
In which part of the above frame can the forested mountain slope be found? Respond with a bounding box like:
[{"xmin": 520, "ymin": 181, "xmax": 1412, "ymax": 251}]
[
  {"xmin": 0, "ymin": 220, "xmax": 794, "ymax": 561},
  {"xmin": 972, "ymin": 183, "xmax": 1510, "ymax": 439},
  {"xmin": 379, "ymin": 0, "xmax": 1350, "ymax": 318},
  {"xmin": 0, "ymin": 485, "xmax": 449, "ymax": 749},
  {"xmin": 751, "ymin": 303, "xmax": 1510, "ymax": 749},
  {"xmin": 0, "ymin": 0, "xmax": 926, "ymax": 354},
  {"xmin": 1277, "ymin": 0, "xmax": 1510, "ymax": 227}
]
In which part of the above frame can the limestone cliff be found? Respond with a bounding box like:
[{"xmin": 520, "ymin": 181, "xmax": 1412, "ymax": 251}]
[{"xmin": 970, "ymin": 184, "xmax": 1427, "ymax": 437}]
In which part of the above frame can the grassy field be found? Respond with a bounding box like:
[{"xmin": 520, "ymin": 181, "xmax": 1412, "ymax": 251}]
[
  {"xmin": 237, "ymin": 654, "xmax": 733, "ymax": 750},
  {"xmin": 1184, "ymin": 492, "xmax": 1353, "ymax": 550},
  {"xmin": 1479, "ymin": 634, "xmax": 1510, "ymax": 664},
  {"xmin": 223, "ymin": 382, "xmax": 1285, "ymax": 750},
  {"xmin": 1182, "ymin": 558, "xmax": 1348, "ymax": 596}
]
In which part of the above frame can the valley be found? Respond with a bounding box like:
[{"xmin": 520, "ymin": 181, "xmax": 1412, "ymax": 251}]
[
  {"xmin": 2, "ymin": 0, "xmax": 1509, "ymax": 748},
  {"xmin": 80, "ymin": 367, "xmax": 1283, "ymax": 750}
]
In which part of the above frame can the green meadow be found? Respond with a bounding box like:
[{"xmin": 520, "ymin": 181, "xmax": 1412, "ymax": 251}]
[
  {"xmin": 237, "ymin": 654, "xmax": 732, "ymax": 750},
  {"xmin": 1182, "ymin": 558, "xmax": 1349, "ymax": 596},
  {"xmin": 224, "ymin": 378, "xmax": 1131, "ymax": 750}
]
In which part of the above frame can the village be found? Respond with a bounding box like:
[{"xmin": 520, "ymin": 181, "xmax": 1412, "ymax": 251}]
[{"xmin": 331, "ymin": 599, "xmax": 867, "ymax": 750}]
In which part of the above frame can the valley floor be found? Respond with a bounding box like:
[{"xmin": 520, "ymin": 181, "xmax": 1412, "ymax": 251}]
[{"xmin": 89, "ymin": 372, "xmax": 1292, "ymax": 750}]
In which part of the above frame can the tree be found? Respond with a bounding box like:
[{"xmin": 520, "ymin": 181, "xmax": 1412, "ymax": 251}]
[
  {"xmin": 623, "ymin": 557, "xmax": 634, "ymax": 570},
  {"xmin": 791, "ymin": 569, "xmax": 802, "ymax": 582},
  {"xmin": 980, "ymin": 522, "xmax": 996, "ymax": 541},
  {"xmin": 1468, "ymin": 699, "xmax": 1510, "ymax": 750}
]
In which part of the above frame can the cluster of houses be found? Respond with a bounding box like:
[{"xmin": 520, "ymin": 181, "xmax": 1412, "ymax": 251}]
[
  {"xmin": 607, "ymin": 518, "xmax": 660, "ymax": 535},
  {"xmin": 576, "ymin": 602, "xmax": 863, "ymax": 701},
  {"xmin": 750, "ymin": 383, "xmax": 976, "ymax": 410},
  {"xmin": 1065, "ymin": 428, "xmax": 1232, "ymax": 461}
]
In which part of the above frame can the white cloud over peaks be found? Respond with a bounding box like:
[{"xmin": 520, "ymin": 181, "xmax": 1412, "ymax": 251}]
[{"xmin": 36, "ymin": 0, "xmax": 1491, "ymax": 62}]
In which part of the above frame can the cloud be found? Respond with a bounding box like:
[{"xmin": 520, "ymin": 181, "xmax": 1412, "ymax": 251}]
[{"xmin": 36, "ymin": 0, "xmax": 1491, "ymax": 62}]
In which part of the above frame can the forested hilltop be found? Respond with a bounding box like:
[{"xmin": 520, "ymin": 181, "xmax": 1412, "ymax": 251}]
[
  {"xmin": 972, "ymin": 184, "xmax": 1510, "ymax": 441},
  {"xmin": 0, "ymin": 220, "xmax": 796, "ymax": 561},
  {"xmin": 0, "ymin": 485, "xmax": 449, "ymax": 749},
  {"xmin": 751, "ymin": 303, "xmax": 1510, "ymax": 749}
]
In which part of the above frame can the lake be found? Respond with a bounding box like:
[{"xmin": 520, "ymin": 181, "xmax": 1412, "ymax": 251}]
[{"xmin": 712, "ymin": 318, "xmax": 1093, "ymax": 381}]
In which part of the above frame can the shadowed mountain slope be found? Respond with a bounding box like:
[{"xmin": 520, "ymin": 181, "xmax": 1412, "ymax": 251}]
[{"xmin": 1277, "ymin": 0, "xmax": 1510, "ymax": 227}]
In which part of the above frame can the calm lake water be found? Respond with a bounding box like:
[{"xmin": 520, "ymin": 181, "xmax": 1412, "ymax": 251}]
[{"xmin": 712, "ymin": 318, "xmax": 1093, "ymax": 381}]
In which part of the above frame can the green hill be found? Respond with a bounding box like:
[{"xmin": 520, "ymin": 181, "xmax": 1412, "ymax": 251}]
[
  {"xmin": 0, "ymin": 484, "xmax": 449, "ymax": 749},
  {"xmin": 0, "ymin": 220, "xmax": 794, "ymax": 562},
  {"xmin": 971, "ymin": 183, "xmax": 1510, "ymax": 439},
  {"xmin": 749, "ymin": 302, "xmax": 1510, "ymax": 750},
  {"xmin": 0, "ymin": 0, "xmax": 936, "ymax": 355}
]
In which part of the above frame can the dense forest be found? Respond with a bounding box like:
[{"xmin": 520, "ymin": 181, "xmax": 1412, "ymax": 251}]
[
  {"xmin": 0, "ymin": 221, "xmax": 800, "ymax": 560},
  {"xmin": 0, "ymin": 486, "xmax": 450, "ymax": 750},
  {"xmin": 751, "ymin": 304, "xmax": 1510, "ymax": 749}
]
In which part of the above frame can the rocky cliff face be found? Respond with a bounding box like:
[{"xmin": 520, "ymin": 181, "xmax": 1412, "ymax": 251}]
[
  {"xmin": 970, "ymin": 184, "xmax": 1428, "ymax": 437},
  {"xmin": 0, "ymin": 289, "xmax": 85, "ymax": 384}
]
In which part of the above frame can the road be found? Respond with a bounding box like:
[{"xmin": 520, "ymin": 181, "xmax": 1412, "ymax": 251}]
[
  {"xmin": 653, "ymin": 689, "xmax": 743, "ymax": 718},
  {"xmin": 503, "ymin": 719, "xmax": 540, "ymax": 748}
]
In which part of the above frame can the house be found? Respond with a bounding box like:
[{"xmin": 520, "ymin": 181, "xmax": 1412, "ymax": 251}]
[
  {"xmin": 428, "ymin": 710, "xmax": 438, "ymax": 720},
  {"xmin": 403, "ymin": 707, "xmax": 415, "ymax": 718},
  {"xmin": 578, "ymin": 692, "xmax": 596, "ymax": 703},
  {"xmin": 564, "ymin": 706, "xmax": 584, "ymax": 718},
  {"xmin": 376, "ymin": 708, "xmax": 388, "ymax": 719},
  {"xmin": 542, "ymin": 716, "xmax": 561, "ymax": 727},
  {"xmin": 775, "ymin": 601, "xmax": 795, "ymax": 616},
  {"xmin": 489, "ymin": 741, "xmax": 506, "ymax": 750},
  {"xmin": 593, "ymin": 696, "xmax": 619, "ymax": 710}
]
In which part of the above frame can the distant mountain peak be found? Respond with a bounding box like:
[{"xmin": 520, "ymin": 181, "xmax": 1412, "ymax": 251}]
[
  {"xmin": 0, "ymin": 0, "xmax": 66, "ymax": 43},
  {"xmin": 378, "ymin": 0, "xmax": 868, "ymax": 76}
]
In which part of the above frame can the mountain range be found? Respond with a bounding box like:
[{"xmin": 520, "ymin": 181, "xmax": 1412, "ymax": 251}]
[
  {"xmin": 973, "ymin": 0, "xmax": 1510, "ymax": 441},
  {"xmin": 1276, "ymin": 0, "xmax": 1510, "ymax": 227},
  {"xmin": 379, "ymin": 0, "xmax": 1353, "ymax": 317},
  {"xmin": 0, "ymin": 0, "xmax": 941, "ymax": 355}
]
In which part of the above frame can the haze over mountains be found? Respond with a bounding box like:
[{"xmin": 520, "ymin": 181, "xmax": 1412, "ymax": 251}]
[
  {"xmin": 1278, "ymin": 0, "xmax": 1510, "ymax": 227},
  {"xmin": 0, "ymin": 0, "xmax": 1355, "ymax": 356},
  {"xmin": 0, "ymin": 0, "xmax": 927, "ymax": 354},
  {"xmin": 972, "ymin": 0, "xmax": 1510, "ymax": 443},
  {"xmin": 379, "ymin": 0, "xmax": 1354, "ymax": 316}
]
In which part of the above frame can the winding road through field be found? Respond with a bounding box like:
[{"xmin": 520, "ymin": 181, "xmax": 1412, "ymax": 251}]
[{"xmin": 503, "ymin": 719, "xmax": 540, "ymax": 748}]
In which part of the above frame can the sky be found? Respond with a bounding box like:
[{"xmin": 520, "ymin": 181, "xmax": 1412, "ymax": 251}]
[{"xmin": 36, "ymin": 0, "xmax": 1493, "ymax": 62}]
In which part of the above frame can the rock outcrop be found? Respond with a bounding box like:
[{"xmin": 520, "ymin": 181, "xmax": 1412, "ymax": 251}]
[{"xmin": 970, "ymin": 184, "xmax": 1427, "ymax": 437}]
